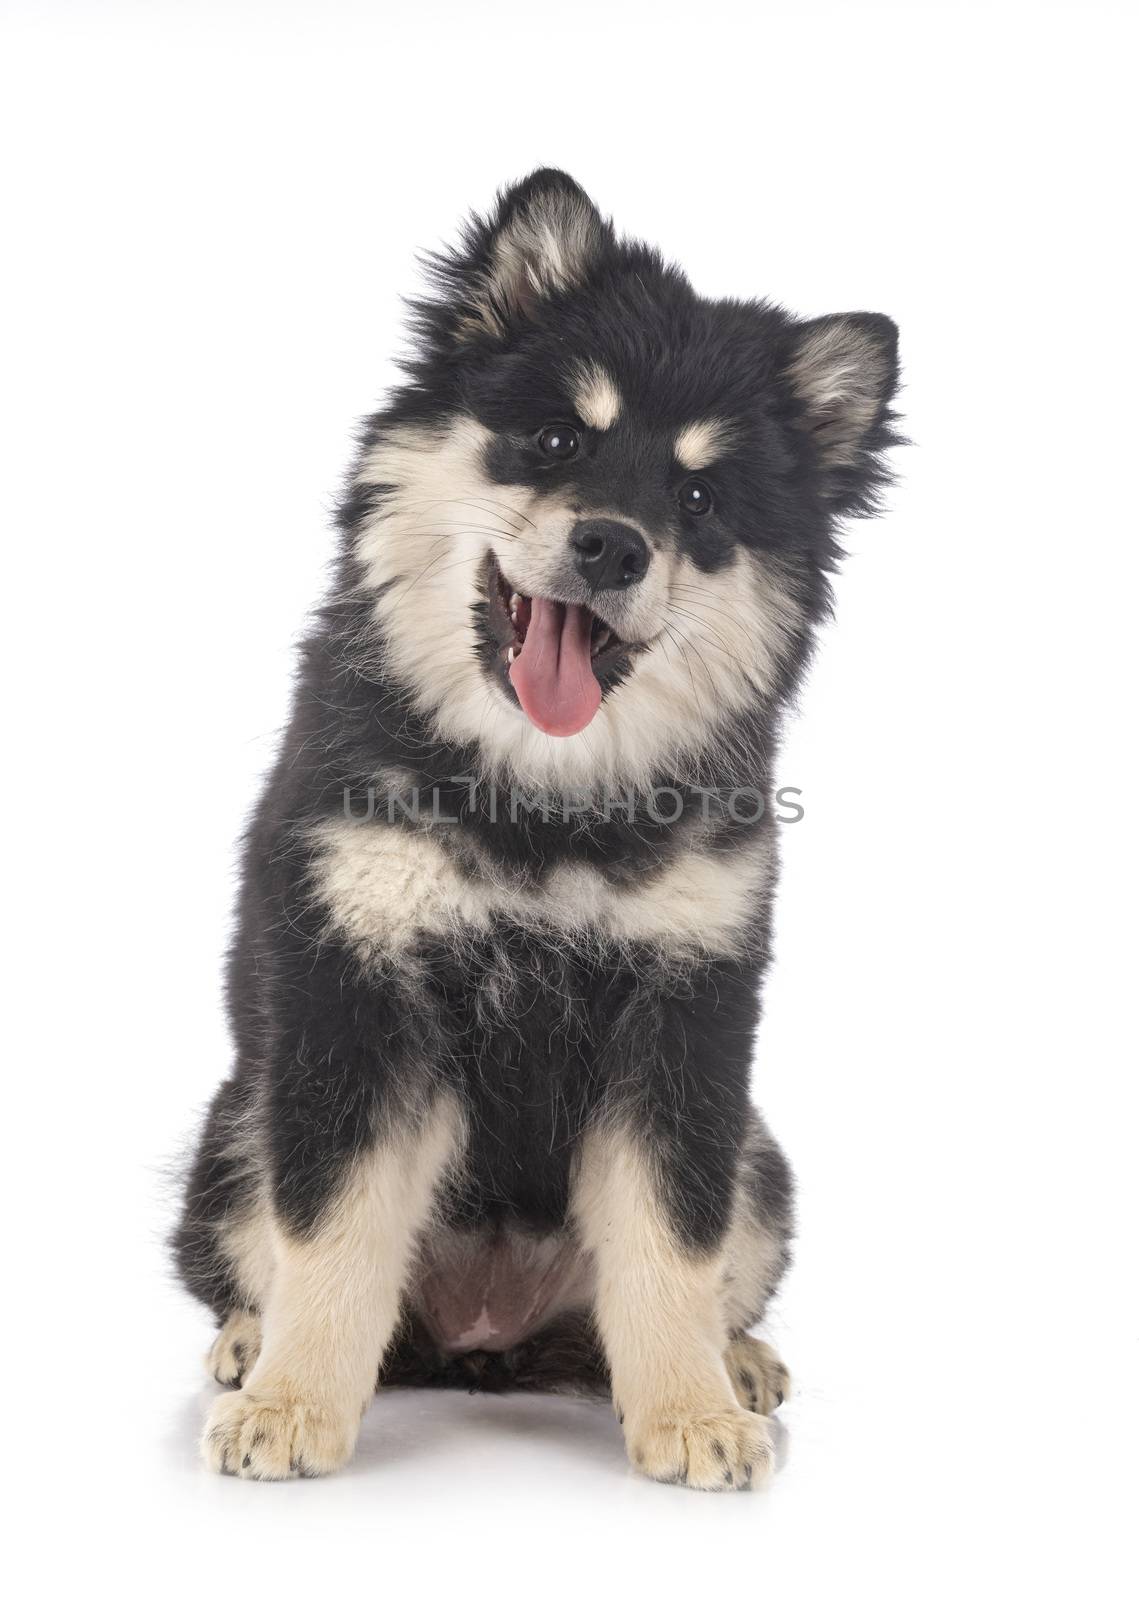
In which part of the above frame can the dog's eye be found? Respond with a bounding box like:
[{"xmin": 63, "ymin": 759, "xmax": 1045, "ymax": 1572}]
[
  {"xmin": 537, "ymin": 424, "xmax": 580, "ymax": 459},
  {"xmin": 679, "ymin": 478, "xmax": 713, "ymax": 516}
]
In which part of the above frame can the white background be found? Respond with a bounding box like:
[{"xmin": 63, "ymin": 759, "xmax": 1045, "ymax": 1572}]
[{"xmin": 3, "ymin": 2, "xmax": 1135, "ymax": 1594}]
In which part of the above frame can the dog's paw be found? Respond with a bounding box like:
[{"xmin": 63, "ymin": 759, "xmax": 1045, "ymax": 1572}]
[
  {"xmin": 625, "ymin": 1406, "xmax": 774, "ymax": 1491},
  {"xmin": 726, "ymin": 1334, "xmax": 790, "ymax": 1415},
  {"xmin": 206, "ymin": 1311, "xmax": 262, "ymax": 1388},
  {"xmin": 201, "ymin": 1387, "xmax": 357, "ymax": 1480}
]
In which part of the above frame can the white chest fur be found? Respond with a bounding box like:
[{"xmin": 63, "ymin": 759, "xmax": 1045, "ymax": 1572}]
[{"xmin": 309, "ymin": 818, "xmax": 773, "ymax": 964}]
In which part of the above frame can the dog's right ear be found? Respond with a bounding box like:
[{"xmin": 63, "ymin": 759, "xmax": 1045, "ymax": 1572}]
[{"xmin": 424, "ymin": 170, "xmax": 607, "ymax": 345}]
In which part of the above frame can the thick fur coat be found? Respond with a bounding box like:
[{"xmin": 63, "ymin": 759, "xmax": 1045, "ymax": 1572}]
[{"xmin": 174, "ymin": 170, "xmax": 901, "ymax": 1489}]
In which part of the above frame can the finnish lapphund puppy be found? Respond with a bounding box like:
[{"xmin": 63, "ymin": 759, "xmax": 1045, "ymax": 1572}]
[{"xmin": 174, "ymin": 169, "xmax": 901, "ymax": 1490}]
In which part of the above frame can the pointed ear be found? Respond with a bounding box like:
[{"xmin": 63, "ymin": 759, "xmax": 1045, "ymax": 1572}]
[
  {"xmin": 783, "ymin": 312, "xmax": 901, "ymax": 509},
  {"xmin": 445, "ymin": 170, "xmax": 606, "ymax": 342}
]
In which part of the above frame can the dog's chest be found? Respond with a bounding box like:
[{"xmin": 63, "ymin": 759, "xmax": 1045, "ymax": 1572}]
[
  {"xmin": 308, "ymin": 816, "xmax": 772, "ymax": 965},
  {"xmin": 306, "ymin": 815, "xmax": 771, "ymax": 1227}
]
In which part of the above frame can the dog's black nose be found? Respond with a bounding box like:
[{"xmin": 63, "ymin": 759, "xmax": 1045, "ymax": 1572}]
[{"xmin": 570, "ymin": 520, "xmax": 649, "ymax": 592}]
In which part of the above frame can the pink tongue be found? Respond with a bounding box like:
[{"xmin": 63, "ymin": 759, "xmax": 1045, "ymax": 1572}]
[{"xmin": 508, "ymin": 596, "xmax": 602, "ymax": 736}]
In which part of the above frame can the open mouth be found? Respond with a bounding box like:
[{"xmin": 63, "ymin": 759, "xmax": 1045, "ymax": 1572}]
[{"xmin": 485, "ymin": 553, "xmax": 631, "ymax": 737}]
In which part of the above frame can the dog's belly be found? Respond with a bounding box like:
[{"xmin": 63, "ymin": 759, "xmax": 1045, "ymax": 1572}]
[{"xmin": 409, "ymin": 1224, "xmax": 594, "ymax": 1354}]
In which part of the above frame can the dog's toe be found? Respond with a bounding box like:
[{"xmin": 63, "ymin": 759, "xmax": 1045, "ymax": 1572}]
[
  {"xmin": 726, "ymin": 1335, "xmax": 790, "ymax": 1416},
  {"xmin": 625, "ymin": 1407, "xmax": 774, "ymax": 1491},
  {"xmin": 202, "ymin": 1387, "xmax": 357, "ymax": 1480},
  {"xmin": 206, "ymin": 1310, "xmax": 263, "ymax": 1388}
]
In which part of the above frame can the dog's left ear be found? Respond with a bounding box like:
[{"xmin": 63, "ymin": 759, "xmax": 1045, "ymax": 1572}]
[
  {"xmin": 442, "ymin": 169, "xmax": 607, "ymax": 343},
  {"xmin": 782, "ymin": 312, "xmax": 901, "ymax": 511}
]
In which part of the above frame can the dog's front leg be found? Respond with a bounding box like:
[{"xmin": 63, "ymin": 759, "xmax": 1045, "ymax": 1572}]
[
  {"xmin": 202, "ymin": 1096, "xmax": 463, "ymax": 1479},
  {"xmin": 575, "ymin": 1128, "xmax": 774, "ymax": 1490}
]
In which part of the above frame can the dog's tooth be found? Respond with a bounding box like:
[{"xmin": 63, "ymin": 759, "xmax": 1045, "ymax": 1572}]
[
  {"xmin": 509, "ymin": 592, "xmax": 522, "ymax": 608},
  {"xmin": 507, "ymin": 646, "xmax": 516, "ymax": 663}
]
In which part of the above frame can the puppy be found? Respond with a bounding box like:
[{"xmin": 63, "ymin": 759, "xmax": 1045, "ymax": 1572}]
[{"xmin": 174, "ymin": 170, "xmax": 901, "ymax": 1489}]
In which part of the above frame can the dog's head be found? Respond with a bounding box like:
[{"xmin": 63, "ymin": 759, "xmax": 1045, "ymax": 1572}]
[{"xmin": 350, "ymin": 170, "xmax": 900, "ymax": 788}]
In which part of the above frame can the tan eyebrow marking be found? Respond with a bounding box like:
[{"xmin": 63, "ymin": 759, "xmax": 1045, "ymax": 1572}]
[
  {"xmin": 674, "ymin": 419, "xmax": 732, "ymax": 471},
  {"xmin": 572, "ymin": 364, "xmax": 622, "ymax": 430}
]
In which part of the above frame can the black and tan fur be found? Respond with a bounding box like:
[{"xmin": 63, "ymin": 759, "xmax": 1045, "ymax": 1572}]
[{"xmin": 174, "ymin": 170, "xmax": 901, "ymax": 1490}]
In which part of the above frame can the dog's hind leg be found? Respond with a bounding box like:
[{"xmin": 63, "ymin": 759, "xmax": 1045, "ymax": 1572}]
[
  {"xmin": 202, "ymin": 1197, "xmax": 273, "ymax": 1385},
  {"xmin": 201, "ymin": 1095, "xmax": 464, "ymax": 1480},
  {"xmin": 172, "ymin": 1070, "xmax": 275, "ymax": 1387},
  {"xmin": 719, "ymin": 1111, "xmax": 795, "ymax": 1414}
]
